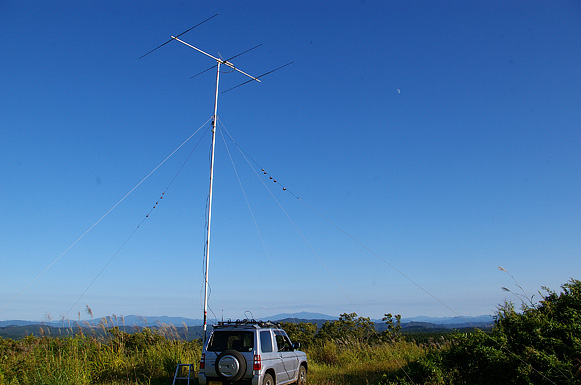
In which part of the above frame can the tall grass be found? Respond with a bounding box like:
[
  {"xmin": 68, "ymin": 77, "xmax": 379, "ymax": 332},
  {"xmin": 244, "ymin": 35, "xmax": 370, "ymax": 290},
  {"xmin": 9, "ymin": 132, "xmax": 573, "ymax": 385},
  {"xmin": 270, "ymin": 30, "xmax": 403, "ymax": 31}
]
[
  {"xmin": 1, "ymin": 329, "xmax": 431, "ymax": 385},
  {"xmin": 0, "ymin": 325, "xmax": 200, "ymax": 385},
  {"xmin": 1, "ymin": 323, "xmax": 453, "ymax": 385},
  {"xmin": 306, "ymin": 338, "xmax": 429, "ymax": 385}
]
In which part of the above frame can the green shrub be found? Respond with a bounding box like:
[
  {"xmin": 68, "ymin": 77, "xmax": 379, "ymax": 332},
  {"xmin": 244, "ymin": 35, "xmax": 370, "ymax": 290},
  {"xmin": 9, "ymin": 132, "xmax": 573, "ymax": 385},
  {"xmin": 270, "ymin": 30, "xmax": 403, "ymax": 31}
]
[
  {"xmin": 382, "ymin": 278, "xmax": 581, "ymax": 384},
  {"xmin": 317, "ymin": 313, "xmax": 376, "ymax": 344},
  {"xmin": 280, "ymin": 322, "xmax": 317, "ymax": 348},
  {"xmin": 309, "ymin": 340, "xmax": 340, "ymax": 365}
]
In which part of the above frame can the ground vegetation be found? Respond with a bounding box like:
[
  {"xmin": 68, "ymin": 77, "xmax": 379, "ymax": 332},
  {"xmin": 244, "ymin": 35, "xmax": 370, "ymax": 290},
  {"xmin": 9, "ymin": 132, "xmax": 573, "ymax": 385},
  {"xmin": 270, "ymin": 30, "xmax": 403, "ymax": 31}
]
[{"xmin": 0, "ymin": 279, "xmax": 578, "ymax": 384}]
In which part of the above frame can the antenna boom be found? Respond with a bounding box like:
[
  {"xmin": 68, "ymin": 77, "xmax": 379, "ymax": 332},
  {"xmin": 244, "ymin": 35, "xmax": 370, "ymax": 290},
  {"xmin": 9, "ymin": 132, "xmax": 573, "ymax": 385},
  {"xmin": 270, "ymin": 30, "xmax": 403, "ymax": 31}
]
[
  {"xmin": 190, "ymin": 44, "xmax": 263, "ymax": 80},
  {"xmin": 172, "ymin": 37, "xmax": 261, "ymax": 83}
]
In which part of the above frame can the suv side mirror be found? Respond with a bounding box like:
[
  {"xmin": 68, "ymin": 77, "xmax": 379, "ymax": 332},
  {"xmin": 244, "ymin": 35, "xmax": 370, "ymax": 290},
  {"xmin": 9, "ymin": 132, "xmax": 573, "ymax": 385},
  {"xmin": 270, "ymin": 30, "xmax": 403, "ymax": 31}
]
[{"xmin": 292, "ymin": 342, "xmax": 301, "ymax": 350}]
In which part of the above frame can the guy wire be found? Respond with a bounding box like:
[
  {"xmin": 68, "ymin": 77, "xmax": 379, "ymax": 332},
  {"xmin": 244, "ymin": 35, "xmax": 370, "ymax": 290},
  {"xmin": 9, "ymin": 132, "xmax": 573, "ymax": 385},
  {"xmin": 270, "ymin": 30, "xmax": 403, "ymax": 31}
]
[
  {"xmin": 0, "ymin": 117, "xmax": 212, "ymax": 317},
  {"xmin": 65, "ymin": 122, "xmax": 212, "ymax": 317},
  {"xmin": 218, "ymin": 120, "xmax": 560, "ymax": 385}
]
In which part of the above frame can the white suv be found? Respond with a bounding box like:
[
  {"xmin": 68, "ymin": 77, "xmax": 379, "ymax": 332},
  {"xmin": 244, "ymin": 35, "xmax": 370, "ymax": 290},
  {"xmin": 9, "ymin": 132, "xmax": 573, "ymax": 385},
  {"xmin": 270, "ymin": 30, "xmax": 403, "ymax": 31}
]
[{"xmin": 198, "ymin": 320, "xmax": 308, "ymax": 385}]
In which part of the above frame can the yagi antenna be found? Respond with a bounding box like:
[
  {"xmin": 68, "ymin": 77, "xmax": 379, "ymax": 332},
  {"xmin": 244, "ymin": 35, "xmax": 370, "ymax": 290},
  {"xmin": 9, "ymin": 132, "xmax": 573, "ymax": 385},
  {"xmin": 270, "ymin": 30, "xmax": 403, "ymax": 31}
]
[{"xmin": 140, "ymin": 15, "xmax": 293, "ymax": 92}]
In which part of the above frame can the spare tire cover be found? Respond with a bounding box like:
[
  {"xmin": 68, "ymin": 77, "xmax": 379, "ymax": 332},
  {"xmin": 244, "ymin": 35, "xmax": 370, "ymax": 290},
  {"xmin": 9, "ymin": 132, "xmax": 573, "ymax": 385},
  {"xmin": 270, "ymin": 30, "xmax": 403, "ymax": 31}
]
[{"xmin": 216, "ymin": 349, "xmax": 247, "ymax": 382}]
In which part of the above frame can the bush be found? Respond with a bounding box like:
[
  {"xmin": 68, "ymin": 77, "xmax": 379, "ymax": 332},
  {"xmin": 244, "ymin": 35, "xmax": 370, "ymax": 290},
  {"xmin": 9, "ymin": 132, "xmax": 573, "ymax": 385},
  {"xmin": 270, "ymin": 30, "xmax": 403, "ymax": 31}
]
[
  {"xmin": 279, "ymin": 322, "xmax": 317, "ymax": 349},
  {"xmin": 317, "ymin": 313, "xmax": 376, "ymax": 344},
  {"xmin": 382, "ymin": 278, "xmax": 581, "ymax": 384}
]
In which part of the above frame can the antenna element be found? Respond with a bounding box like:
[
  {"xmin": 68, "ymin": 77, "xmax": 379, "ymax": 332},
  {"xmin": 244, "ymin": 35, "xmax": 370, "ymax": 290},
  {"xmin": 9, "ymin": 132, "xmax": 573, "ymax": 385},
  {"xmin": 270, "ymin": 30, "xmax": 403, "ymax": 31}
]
[{"xmin": 138, "ymin": 14, "xmax": 218, "ymax": 59}]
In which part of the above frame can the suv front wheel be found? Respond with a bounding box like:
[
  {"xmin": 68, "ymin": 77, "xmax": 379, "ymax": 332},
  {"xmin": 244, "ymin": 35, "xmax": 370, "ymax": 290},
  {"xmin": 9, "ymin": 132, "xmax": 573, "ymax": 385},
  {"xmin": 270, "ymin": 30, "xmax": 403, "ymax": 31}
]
[
  {"xmin": 297, "ymin": 365, "xmax": 307, "ymax": 384},
  {"xmin": 216, "ymin": 350, "xmax": 247, "ymax": 382}
]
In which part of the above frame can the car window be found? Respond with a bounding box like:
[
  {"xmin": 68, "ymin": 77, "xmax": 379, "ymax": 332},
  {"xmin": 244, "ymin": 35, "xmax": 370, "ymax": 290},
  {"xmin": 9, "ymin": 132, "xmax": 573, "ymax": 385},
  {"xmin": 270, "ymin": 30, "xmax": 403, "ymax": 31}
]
[
  {"xmin": 274, "ymin": 331, "xmax": 292, "ymax": 352},
  {"xmin": 260, "ymin": 331, "xmax": 273, "ymax": 353},
  {"xmin": 207, "ymin": 331, "xmax": 254, "ymax": 352}
]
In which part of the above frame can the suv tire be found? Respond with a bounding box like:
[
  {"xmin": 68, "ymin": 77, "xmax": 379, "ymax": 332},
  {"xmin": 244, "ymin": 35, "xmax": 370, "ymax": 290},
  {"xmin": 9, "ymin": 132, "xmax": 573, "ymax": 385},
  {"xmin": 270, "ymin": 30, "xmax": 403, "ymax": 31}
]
[
  {"xmin": 297, "ymin": 364, "xmax": 307, "ymax": 384},
  {"xmin": 216, "ymin": 349, "xmax": 247, "ymax": 382},
  {"xmin": 263, "ymin": 372, "xmax": 274, "ymax": 385}
]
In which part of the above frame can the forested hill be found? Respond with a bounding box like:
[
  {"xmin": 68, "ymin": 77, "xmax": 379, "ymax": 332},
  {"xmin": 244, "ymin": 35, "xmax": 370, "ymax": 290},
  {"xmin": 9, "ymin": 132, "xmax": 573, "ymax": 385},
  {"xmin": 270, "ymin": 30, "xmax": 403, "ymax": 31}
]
[{"xmin": 0, "ymin": 317, "xmax": 493, "ymax": 341}]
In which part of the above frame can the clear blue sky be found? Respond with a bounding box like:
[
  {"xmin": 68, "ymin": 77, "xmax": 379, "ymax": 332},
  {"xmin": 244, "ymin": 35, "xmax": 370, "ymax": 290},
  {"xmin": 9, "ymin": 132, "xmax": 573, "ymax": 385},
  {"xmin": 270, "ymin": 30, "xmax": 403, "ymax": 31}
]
[{"xmin": 1, "ymin": 1, "xmax": 579, "ymax": 322}]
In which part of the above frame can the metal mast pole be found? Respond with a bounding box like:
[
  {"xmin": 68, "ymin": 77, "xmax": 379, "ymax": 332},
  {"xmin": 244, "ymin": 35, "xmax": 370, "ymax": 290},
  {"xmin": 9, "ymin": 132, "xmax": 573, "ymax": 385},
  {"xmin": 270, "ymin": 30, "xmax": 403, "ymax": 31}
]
[
  {"xmin": 167, "ymin": 34, "xmax": 263, "ymax": 345},
  {"xmin": 140, "ymin": 19, "xmax": 283, "ymax": 362},
  {"xmin": 203, "ymin": 62, "xmax": 220, "ymax": 345}
]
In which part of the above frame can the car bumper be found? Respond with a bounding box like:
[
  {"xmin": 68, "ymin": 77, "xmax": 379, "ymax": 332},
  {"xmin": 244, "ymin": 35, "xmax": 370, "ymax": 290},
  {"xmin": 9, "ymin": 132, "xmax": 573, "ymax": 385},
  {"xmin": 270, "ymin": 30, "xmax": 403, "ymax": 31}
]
[{"xmin": 199, "ymin": 375, "xmax": 259, "ymax": 385}]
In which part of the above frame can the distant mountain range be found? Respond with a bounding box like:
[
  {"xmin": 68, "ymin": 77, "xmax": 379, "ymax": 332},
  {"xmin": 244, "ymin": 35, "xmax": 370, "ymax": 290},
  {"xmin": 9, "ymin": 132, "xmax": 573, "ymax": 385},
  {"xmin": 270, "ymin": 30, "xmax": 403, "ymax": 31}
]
[
  {"xmin": 0, "ymin": 315, "xmax": 203, "ymax": 328},
  {"xmin": 268, "ymin": 312, "xmax": 337, "ymax": 321},
  {"xmin": 0, "ymin": 312, "xmax": 495, "ymax": 340},
  {"xmin": 401, "ymin": 315, "xmax": 494, "ymax": 325},
  {"xmin": 0, "ymin": 312, "xmax": 493, "ymax": 329}
]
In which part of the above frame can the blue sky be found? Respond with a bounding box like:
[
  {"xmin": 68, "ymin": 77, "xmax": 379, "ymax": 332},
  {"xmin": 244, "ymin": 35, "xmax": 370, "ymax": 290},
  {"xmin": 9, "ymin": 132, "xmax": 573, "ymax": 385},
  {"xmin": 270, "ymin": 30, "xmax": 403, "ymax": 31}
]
[{"xmin": 1, "ymin": 1, "xmax": 580, "ymax": 323}]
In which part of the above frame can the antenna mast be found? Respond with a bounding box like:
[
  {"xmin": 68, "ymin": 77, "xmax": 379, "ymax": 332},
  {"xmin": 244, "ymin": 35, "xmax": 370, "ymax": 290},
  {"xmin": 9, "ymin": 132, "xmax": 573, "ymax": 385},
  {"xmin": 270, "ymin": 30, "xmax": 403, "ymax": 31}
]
[
  {"xmin": 170, "ymin": 35, "xmax": 261, "ymax": 344},
  {"xmin": 140, "ymin": 18, "xmax": 290, "ymax": 345},
  {"xmin": 203, "ymin": 61, "xmax": 218, "ymax": 347}
]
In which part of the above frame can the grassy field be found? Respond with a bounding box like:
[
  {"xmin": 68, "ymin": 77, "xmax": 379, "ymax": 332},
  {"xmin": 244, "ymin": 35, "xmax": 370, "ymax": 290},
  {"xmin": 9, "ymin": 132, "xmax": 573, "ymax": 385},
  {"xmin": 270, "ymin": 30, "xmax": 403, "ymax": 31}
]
[
  {"xmin": 306, "ymin": 339, "xmax": 429, "ymax": 385},
  {"xmin": 0, "ymin": 327, "xmax": 430, "ymax": 385},
  {"xmin": 0, "ymin": 326, "xmax": 200, "ymax": 385},
  {"xmin": 2, "ymin": 278, "xmax": 579, "ymax": 385}
]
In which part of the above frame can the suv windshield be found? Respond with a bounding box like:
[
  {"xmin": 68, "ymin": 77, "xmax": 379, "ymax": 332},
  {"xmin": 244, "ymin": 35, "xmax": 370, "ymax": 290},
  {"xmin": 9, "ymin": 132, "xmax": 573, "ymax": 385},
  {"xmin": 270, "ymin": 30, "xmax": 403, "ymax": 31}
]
[{"xmin": 207, "ymin": 331, "xmax": 254, "ymax": 352}]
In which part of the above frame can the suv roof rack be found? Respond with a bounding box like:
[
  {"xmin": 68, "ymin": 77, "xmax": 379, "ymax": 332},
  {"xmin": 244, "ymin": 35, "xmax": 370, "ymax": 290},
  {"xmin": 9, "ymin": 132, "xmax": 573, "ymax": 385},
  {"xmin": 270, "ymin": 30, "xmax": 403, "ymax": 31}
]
[{"xmin": 214, "ymin": 319, "xmax": 282, "ymax": 329}]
